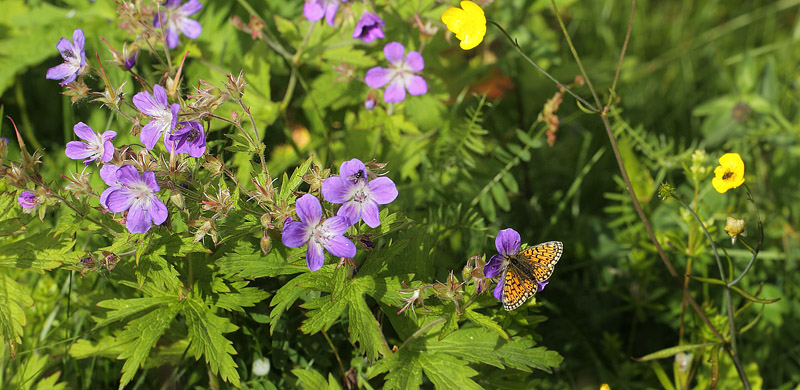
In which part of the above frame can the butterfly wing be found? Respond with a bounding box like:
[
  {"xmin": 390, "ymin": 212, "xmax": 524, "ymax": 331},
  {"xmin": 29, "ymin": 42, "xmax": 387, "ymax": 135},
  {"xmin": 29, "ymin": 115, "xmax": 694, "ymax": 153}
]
[
  {"xmin": 502, "ymin": 264, "xmax": 538, "ymax": 311},
  {"xmin": 512, "ymin": 241, "xmax": 563, "ymax": 282}
]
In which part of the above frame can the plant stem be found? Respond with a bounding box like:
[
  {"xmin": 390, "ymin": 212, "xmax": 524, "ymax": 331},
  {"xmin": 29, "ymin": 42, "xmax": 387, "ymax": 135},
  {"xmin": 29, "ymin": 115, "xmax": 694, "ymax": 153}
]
[
  {"xmin": 322, "ymin": 330, "xmax": 347, "ymax": 382},
  {"xmin": 399, "ymin": 317, "xmax": 446, "ymax": 351}
]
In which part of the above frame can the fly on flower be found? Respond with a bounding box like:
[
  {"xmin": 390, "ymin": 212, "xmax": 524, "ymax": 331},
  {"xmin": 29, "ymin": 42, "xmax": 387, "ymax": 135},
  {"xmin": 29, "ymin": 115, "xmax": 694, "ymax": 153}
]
[{"xmin": 483, "ymin": 228, "xmax": 563, "ymax": 310}]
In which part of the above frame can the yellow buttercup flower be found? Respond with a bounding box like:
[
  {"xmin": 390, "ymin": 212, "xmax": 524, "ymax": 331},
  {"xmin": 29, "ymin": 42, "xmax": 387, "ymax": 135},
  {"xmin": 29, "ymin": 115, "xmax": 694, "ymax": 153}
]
[
  {"xmin": 441, "ymin": 1, "xmax": 487, "ymax": 50},
  {"xmin": 711, "ymin": 153, "xmax": 745, "ymax": 193}
]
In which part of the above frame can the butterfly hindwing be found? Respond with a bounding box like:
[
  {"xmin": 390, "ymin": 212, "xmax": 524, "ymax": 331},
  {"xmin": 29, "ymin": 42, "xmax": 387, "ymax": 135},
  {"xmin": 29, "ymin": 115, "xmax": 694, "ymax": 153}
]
[{"xmin": 502, "ymin": 264, "xmax": 538, "ymax": 311}]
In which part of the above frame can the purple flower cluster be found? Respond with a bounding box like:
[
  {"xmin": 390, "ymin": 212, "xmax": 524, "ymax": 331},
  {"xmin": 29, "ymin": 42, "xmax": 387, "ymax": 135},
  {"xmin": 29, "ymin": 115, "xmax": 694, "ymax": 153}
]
[
  {"xmin": 282, "ymin": 158, "xmax": 398, "ymax": 271},
  {"xmin": 155, "ymin": 0, "xmax": 203, "ymax": 49}
]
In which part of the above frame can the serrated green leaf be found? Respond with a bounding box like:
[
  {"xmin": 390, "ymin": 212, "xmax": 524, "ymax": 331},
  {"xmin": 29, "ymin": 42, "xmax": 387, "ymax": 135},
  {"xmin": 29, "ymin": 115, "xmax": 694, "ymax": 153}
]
[
  {"xmin": 292, "ymin": 368, "xmax": 329, "ymax": 390},
  {"xmin": 117, "ymin": 303, "xmax": 181, "ymax": 389},
  {"xmin": 464, "ymin": 309, "xmax": 509, "ymax": 340},
  {"xmin": 0, "ymin": 231, "xmax": 75, "ymax": 271},
  {"xmin": 183, "ymin": 298, "xmax": 240, "ymax": 387},
  {"xmin": 370, "ymin": 349, "xmax": 423, "ymax": 390},
  {"xmin": 279, "ymin": 156, "xmax": 313, "ymax": 201},
  {"xmin": 438, "ymin": 312, "xmax": 459, "ymax": 340},
  {"xmin": 94, "ymin": 295, "xmax": 175, "ymax": 328},
  {"xmin": 348, "ymin": 290, "xmax": 388, "ymax": 360},
  {"xmin": 419, "ymin": 353, "xmax": 482, "ymax": 390},
  {"xmin": 217, "ymin": 245, "xmax": 307, "ymax": 279},
  {"xmin": 0, "ymin": 273, "xmax": 32, "ymax": 351},
  {"xmin": 214, "ymin": 285, "xmax": 270, "ymax": 312}
]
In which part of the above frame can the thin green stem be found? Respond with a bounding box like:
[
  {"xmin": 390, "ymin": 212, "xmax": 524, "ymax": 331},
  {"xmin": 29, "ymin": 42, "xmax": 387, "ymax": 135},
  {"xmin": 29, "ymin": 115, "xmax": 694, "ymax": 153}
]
[
  {"xmin": 322, "ymin": 330, "xmax": 347, "ymax": 383},
  {"xmin": 728, "ymin": 184, "xmax": 764, "ymax": 287},
  {"xmin": 548, "ymin": 0, "xmax": 602, "ymax": 109},
  {"xmin": 399, "ymin": 317, "xmax": 446, "ymax": 351},
  {"xmin": 487, "ymin": 20, "xmax": 597, "ymax": 112}
]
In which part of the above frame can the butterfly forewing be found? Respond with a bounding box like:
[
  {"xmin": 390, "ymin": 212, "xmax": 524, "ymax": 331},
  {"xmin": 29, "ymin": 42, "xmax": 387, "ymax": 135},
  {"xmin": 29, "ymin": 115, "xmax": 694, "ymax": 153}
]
[
  {"xmin": 502, "ymin": 264, "xmax": 538, "ymax": 311},
  {"xmin": 510, "ymin": 241, "xmax": 563, "ymax": 282}
]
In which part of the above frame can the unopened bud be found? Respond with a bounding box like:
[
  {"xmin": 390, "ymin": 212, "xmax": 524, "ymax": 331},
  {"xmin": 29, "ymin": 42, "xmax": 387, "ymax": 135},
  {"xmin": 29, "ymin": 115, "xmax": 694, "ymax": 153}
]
[
  {"xmin": 724, "ymin": 216, "xmax": 747, "ymax": 244},
  {"xmin": 170, "ymin": 191, "xmax": 185, "ymax": 210},
  {"xmin": 260, "ymin": 234, "xmax": 272, "ymax": 255}
]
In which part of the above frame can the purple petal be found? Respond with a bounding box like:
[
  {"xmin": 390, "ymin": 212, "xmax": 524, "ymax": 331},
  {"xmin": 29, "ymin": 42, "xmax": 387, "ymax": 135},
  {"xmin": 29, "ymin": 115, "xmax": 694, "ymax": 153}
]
[
  {"xmin": 148, "ymin": 197, "xmax": 168, "ymax": 225},
  {"xmin": 495, "ymin": 228, "xmax": 521, "ymax": 256},
  {"xmin": 101, "ymin": 130, "xmax": 117, "ymax": 142},
  {"xmin": 383, "ymin": 79, "xmax": 406, "ymax": 103},
  {"xmin": 169, "ymin": 103, "xmax": 180, "ymax": 129},
  {"xmin": 153, "ymin": 85, "xmax": 169, "ymax": 108},
  {"xmin": 72, "ymin": 29, "xmax": 85, "ymax": 52},
  {"xmin": 45, "ymin": 63, "xmax": 77, "ymax": 82},
  {"xmin": 323, "ymin": 1, "xmax": 339, "ymax": 26},
  {"xmin": 406, "ymin": 75, "xmax": 427, "ymax": 96},
  {"xmin": 65, "ymin": 142, "xmax": 92, "ymax": 160},
  {"xmin": 365, "ymin": 67, "xmax": 392, "ymax": 88},
  {"xmin": 179, "ymin": 19, "xmax": 202, "ymax": 39},
  {"xmin": 322, "ymin": 215, "xmax": 350, "ymax": 235},
  {"xmin": 180, "ymin": 0, "xmax": 202, "ymax": 15},
  {"xmin": 493, "ymin": 273, "xmax": 504, "ymax": 301},
  {"xmin": 115, "ymin": 165, "xmax": 141, "ymax": 187},
  {"xmin": 73, "ymin": 122, "xmax": 94, "ymax": 141},
  {"xmin": 405, "ymin": 51, "xmax": 424, "ymax": 72},
  {"xmin": 100, "ymin": 164, "xmax": 120, "ymax": 186},
  {"xmin": 303, "ymin": 1, "xmax": 324, "ymax": 22},
  {"xmin": 133, "ymin": 90, "xmax": 164, "ymax": 117},
  {"xmin": 324, "ymin": 234, "xmax": 356, "ymax": 259},
  {"xmin": 140, "ymin": 121, "xmax": 166, "ymax": 150},
  {"xmin": 282, "ymin": 221, "xmax": 310, "ymax": 247},
  {"xmin": 536, "ymin": 280, "xmax": 549, "ymax": 292},
  {"xmin": 306, "ymin": 241, "xmax": 325, "ymax": 271},
  {"xmin": 367, "ymin": 177, "xmax": 397, "ymax": 204},
  {"xmin": 336, "ymin": 201, "xmax": 362, "ymax": 226},
  {"xmin": 360, "ymin": 201, "xmax": 381, "ymax": 228},
  {"xmin": 126, "ymin": 204, "xmax": 152, "ymax": 234},
  {"xmin": 106, "ymin": 188, "xmax": 134, "ymax": 213},
  {"xmin": 383, "ymin": 42, "xmax": 405, "ymax": 66},
  {"xmin": 59, "ymin": 72, "xmax": 78, "ymax": 86},
  {"xmin": 321, "ymin": 177, "xmax": 352, "ymax": 204},
  {"xmin": 483, "ymin": 254, "xmax": 504, "ymax": 278},
  {"xmin": 166, "ymin": 28, "xmax": 179, "ymax": 49},
  {"xmin": 295, "ymin": 194, "xmax": 322, "ymax": 226},
  {"xmin": 99, "ymin": 187, "xmax": 114, "ymax": 209},
  {"xmin": 339, "ymin": 158, "xmax": 366, "ymax": 178},
  {"xmin": 55, "ymin": 38, "xmax": 73, "ymax": 57},
  {"xmin": 101, "ymin": 141, "xmax": 115, "ymax": 162},
  {"xmin": 141, "ymin": 171, "xmax": 160, "ymax": 193}
]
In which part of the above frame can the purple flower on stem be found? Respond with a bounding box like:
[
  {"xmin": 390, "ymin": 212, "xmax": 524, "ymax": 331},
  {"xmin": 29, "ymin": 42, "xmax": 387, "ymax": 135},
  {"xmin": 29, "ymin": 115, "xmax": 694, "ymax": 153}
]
[
  {"xmin": 166, "ymin": 121, "xmax": 206, "ymax": 157},
  {"xmin": 353, "ymin": 12, "xmax": 385, "ymax": 43},
  {"xmin": 64, "ymin": 122, "xmax": 116, "ymax": 165},
  {"xmin": 322, "ymin": 158, "xmax": 398, "ymax": 228},
  {"xmin": 282, "ymin": 194, "xmax": 356, "ymax": 271},
  {"xmin": 105, "ymin": 165, "xmax": 168, "ymax": 234},
  {"xmin": 46, "ymin": 29, "xmax": 86, "ymax": 85},
  {"xmin": 123, "ymin": 43, "xmax": 139, "ymax": 70},
  {"xmin": 304, "ymin": 0, "xmax": 341, "ymax": 26},
  {"xmin": 99, "ymin": 164, "xmax": 122, "ymax": 209},
  {"xmin": 365, "ymin": 42, "xmax": 427, "ymax": 103},
  {"xmin": 484, "ymin": 228, "xmax": 548, "ymax": 301},
  {"xmin": 154, "ymin": 0, "xmax": 203, "ymax": 49},
  {"xmin": 133, "ymin": 84, "xmax": 180, "ymax": 150},
  {"xmin": 17, "ymin": 191, "xmax": 38, "ymax": 209}
]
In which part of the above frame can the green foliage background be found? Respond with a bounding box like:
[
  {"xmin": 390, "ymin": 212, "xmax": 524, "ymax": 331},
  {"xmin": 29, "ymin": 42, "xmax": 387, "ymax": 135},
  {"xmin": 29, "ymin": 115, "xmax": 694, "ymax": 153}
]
[{"xmin": 0, "ymin": 0, "xmax": 799, "ymax": 389}]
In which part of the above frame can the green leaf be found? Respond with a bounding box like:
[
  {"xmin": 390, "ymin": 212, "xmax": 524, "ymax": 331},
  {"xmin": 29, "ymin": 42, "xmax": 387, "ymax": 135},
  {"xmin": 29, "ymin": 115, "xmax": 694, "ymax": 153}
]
[
  {"xmin": 94, "ymin": 295, "xmax": 175, "ymax": 328},
  {"xmin": 116, "ymin": 303, "xmax": 181, "ymax": 389},
  {"xmin": 217, "ymin": 245, "xmax": 307, "ymax": 279},
  {"xmin": 634, "ymin": 342, "xmax": 716, "ymax": 361},
  {"xmin": 182, "ymin": 298, "xmax": 240, "ymax": 387},
  {"xmin": 292, "ymin": 368, "xmax": 332, "ymax": 390},
  {"xmin": 464, "ymin": 309, "xmax": 509, "ymax": 340},
  {"xmin": 438, "ymin": 311, "xmax": 459, "ymax": 340},
  {"xmin": 279, "ymin": 155, "xmax": 314, "ymax": 201},
  {"xmin": 0, "ymin": 273, "xmax": 32, "ymax": 353},
  {"xmin": 0, "ymin": 231, "xmax": 75, "ymax": 271},
  {"xmin": 729, "ymin": 285, "xmax": 781, "ymax": 304},
  {"xmin": 370, "ymin": 349, "xmax": 423, "ymax": 390},
  {"xmin": 348, "ymin": 290, "xmax": 388, "ymax": 360},
  {"xmin": 419, "ymin": 353, "xmax": 482, "ymax": 390},
  {"xmin": 213, "ymin": 284, "xmax": 271, "ymax": 313}
]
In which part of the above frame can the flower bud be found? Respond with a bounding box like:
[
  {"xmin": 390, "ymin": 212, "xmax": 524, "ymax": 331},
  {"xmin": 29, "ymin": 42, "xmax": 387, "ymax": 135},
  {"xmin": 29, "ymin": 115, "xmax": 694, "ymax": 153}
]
[
  {"xmin": 260, "ymin": 234, "xmax": 272, "ymax": 255},
  {"xmin": 724, "ymin": 216, "xmax": 747, "ymax": 244}
]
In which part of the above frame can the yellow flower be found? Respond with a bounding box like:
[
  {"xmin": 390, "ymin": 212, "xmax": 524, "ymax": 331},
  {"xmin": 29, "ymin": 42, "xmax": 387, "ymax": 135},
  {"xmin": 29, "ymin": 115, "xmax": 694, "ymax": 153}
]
[
  {"xmin": 600, "ymin": 385, "xmax": 611, "ymax": 390},
  {"xmin": 441, "ymin": 1, "xmax": 487, "ymax": 50},
  {"xmin": 711, "ymin": 153, "xmax": 745, "ymax": 193}
]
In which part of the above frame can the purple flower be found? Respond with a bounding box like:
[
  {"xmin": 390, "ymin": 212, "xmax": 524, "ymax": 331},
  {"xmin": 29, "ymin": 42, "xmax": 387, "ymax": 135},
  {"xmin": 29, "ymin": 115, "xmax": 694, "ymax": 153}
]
[
  {"xmin": 105, "ymin": 165, "xmax": 168, "ymax": 234},
  {"xmin": 64, "ymin": 122, "xmax": 116, "ymax": 165},
  {"xmin": 154, "ymin": 0, "xmax": 203, "ymax": 49},
  {"xmin": 46, "ymin": 29, "xmax": 86, "ymax": 85},
  {"xmin": 281, "ymin": 194, "xmax": 356, "ymax": 271},
  {"xmin": 123, "ymin": 43, "xmax": 139, "ymax": 70},
  {"xmin": 133, "ymin": 84, "xmax": 180, "ymax": 150},
  {"xmin": 166, "ymin": 121, "xmax": 206, "ymax": 157},
  {"xmin": 321, "ymin": 158, "xmax": 398, "ymax": 228},
  {"xmin": 304, "ymin": 0, "xmax": 341, "ymax": 27},
  {"xmin": 17, "ymin": 191, "xmax": 38, "ymax": 209},
  {"xmin": 99, "ymin": 164, "xmax": 122, "ymax": 209},
  {"xmin": 365, "ymin": 42, "xmax": 427, "ymax": 103},
  {"xmin": 484, "ymin": 228, "xmax": 547, "ymax": 301},
  {"xmin": 352, "ymin": 12, "xmax": 385, "ymax": 43}
]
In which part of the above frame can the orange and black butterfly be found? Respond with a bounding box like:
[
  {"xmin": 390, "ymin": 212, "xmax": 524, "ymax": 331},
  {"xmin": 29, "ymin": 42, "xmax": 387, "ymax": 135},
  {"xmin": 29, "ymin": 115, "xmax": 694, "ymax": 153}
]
[{"xmin": 484, "ymin": 229, "xmax": 563, "ymax": 310}]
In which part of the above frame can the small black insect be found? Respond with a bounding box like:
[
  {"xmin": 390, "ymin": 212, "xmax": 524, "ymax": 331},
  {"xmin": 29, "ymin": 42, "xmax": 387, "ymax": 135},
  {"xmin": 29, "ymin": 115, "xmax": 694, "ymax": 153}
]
[{"xmin": 722, "ymin": 171, "xmax": 733, "ymax": 180}]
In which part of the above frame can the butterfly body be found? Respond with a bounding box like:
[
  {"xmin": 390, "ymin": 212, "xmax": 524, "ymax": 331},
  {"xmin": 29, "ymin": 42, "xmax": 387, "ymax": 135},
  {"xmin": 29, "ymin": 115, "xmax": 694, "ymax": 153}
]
[{"xmin": 501, "ymin": 241, "xmax": 563, "ymax": 311}]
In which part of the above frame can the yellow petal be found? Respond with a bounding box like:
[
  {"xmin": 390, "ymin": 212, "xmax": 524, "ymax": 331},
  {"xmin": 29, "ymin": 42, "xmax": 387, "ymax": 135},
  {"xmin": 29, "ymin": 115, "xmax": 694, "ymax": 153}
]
[
  {"xmin": 442, "ymin": 8, "xmax": 467, "ymax": 35},
  {"xmin": 441, "ymin": 1, "xmax": 487, "ymax": 50}
]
